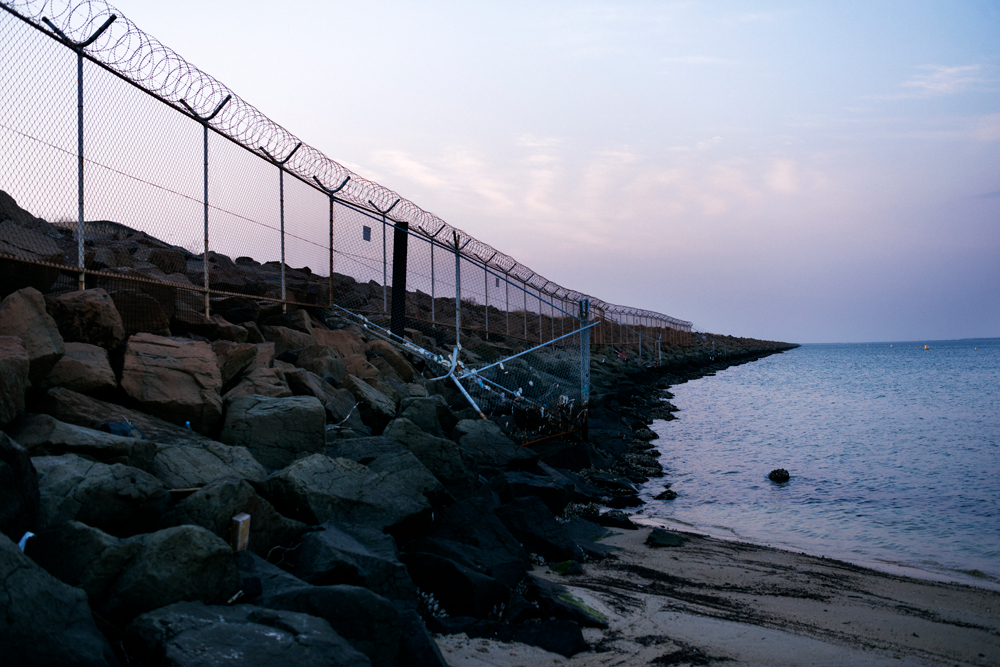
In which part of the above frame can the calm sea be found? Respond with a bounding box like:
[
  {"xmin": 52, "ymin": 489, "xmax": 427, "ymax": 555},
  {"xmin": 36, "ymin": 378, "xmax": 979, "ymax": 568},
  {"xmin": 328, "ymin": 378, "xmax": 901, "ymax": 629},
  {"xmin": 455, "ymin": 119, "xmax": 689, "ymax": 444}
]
[{"xmin": 641, "ymin": 338, "xmax": 1000, "ymax": 589}]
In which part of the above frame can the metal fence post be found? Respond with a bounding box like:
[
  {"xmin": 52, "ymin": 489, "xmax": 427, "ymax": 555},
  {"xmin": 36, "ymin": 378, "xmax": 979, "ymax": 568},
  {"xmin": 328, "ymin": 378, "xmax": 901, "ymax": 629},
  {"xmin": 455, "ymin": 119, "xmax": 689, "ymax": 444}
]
[
  {"xmin": 580, "ymin": 298, "xmax": 591, "ymax": 439},
  {"xmin": 42, "ymin": 14, "xmax": 117, "ymax": 291},
  {"xmin": 259, "ymin": 142, "xmax": 301, "ymax": 314},
  {"xmin": 367, "ymin": 198, "xmax": 400, "ymax": 322},
  {"xmin": 180, "ymin": 94, "xmax": 230, "ymax": 316},
  {"xmin": 312, "ymin": 175, "xmax": 350, "ymax": 309}
]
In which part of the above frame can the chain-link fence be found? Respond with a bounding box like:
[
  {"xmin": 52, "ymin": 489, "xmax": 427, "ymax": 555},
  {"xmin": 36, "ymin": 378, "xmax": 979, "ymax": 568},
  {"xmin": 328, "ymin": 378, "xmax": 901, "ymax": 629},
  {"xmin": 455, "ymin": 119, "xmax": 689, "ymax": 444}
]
[{"xmin": 0, "ymin": 0, "xmax": 692, "ymax": 417}]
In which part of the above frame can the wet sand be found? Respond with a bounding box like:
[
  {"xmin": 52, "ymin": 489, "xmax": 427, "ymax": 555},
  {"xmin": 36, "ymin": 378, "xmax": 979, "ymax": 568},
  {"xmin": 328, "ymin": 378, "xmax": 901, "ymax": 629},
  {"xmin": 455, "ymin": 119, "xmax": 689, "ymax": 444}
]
[{"xmin": 436, "ymin": 527, "xmax": 1000, "ymax": 666}]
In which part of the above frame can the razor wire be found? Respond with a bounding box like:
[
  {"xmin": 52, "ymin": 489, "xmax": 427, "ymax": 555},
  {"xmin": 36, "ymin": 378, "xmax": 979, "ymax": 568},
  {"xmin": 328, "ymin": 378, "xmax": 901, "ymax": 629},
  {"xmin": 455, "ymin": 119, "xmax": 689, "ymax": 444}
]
[{"xmin": 0, "ymin": 0, "xmax": 691, "ymax": 337}]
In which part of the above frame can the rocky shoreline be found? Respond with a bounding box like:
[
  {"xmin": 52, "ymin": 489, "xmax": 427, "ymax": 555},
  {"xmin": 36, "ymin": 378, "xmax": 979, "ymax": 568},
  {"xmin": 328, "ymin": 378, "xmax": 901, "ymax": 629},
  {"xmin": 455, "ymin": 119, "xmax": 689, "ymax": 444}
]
[{"xmin": 1, "ymin": 189, "xmax": 800, "ymax": 666}]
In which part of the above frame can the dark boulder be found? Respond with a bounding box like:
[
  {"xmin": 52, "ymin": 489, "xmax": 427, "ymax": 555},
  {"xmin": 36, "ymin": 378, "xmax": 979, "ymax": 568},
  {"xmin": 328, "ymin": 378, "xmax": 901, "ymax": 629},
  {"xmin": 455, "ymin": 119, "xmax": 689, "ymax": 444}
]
[
  {"xmin": 401, "ymin": 551, "xmax": 509, "ymax": 619},
  {"xmin": 0, "ymin": 431, "xmax": 39, "ymax": 541},
  {"xmin": 44, "ymin": 288, "xmax": 126, "ymax": 349},
  {"xmin": 768, "ymin": 468, "xmax": 790, "ymax": 482},
  {"xmin": 525, "ymin": 574, "xmax": 609, "ymax": 628},
  {"xmin": 494, "ymin": 496, "xmax": 583, "ymax": 563},
  {"xmin": 430, "ymin": 617, "xmax": 588, "ymax": 658},
  {"xmin": 452, "ymin": 418, "xmax": 537, "ymax": 471}
]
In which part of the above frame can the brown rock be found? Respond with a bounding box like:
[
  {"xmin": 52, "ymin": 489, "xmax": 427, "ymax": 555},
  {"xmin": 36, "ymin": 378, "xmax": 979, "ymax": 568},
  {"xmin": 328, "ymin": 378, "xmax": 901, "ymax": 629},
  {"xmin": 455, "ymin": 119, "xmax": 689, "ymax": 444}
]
[
  {"xmin": 0, "ymin": 336, "xmax": 29, "ymax": 426},
  {"xmin": 368, "ymin": 340, "xmax": 416, "ymax": 383},
  {"xmin": 0, "ymin": 287, "xmax": 64, "ymax": 384},
  {"xmin": 0, "ymin": 219, "xmax": 63, "ymax": 295},
  {"xmin": 296, "ymin": 344, "xmax": 347, "ymax": 384},
  {"xmin": 344, "ymin": 353, "xmax": 380, "ymax": 379},
  {"xmin": 38, "ymin": 341, "xmax": 117, "ymax": 396},
  {"xmin": 222, "ymin": 367, "xmax": 292, "ymax": 399},
  {"xmin": 314, "ymin": 328, "xmax": 368, "ymax": 358},
  {"xmin": 220, "ymin": 395, "xmax": 326, "ymax": 470},
  {"xmin": 109, "ymin": 288, "xmax": 171, "ymax": 337},
  {"xmin": 261, "ymin": 325, "xmax": 317, "ymax": 355},
  {"xmin": 44, "ymin": 288, "xmax": 125, "ymax": 349},
  {"xmin": 212, "ymin": 340, "xmax": 257, "ymax": 386},
  {"xmin": 211, "ymin": 315, "xmax": 248, "ymax": 342},
  {"xmin": 120, "ymin": 333, "xmax": 223, "ymax": 433}
]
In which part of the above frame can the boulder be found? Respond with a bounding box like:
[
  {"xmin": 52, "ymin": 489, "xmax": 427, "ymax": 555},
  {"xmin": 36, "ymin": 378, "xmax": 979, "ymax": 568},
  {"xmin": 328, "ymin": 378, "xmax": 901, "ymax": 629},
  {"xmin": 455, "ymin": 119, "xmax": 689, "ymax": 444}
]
[
  {"xmin": 38, "ymin": 386, "xmax": 214, "ymax": 447},
  {"xmin": 9, "ymin": 413, "xmax": 156, "ymax": 472},
  {"xmin": 108, "ymin": 288, "xmax": 171, "ymax": 337},
  {"xmin": 134, "ymin": 247, "xmax": 186, "ymax": 275},
  {"xmin": 120, "ymin": 333, "xmax": 223, "ymax": 433},
  {"xmin": 25, "ymin": 520, "xmax": 142, "ymax": 608},
  {"xmin": 212, "ymin": 340, "xmax": 257, "ymax": 385},
  {"xmin": 365, "ymin": 448, "xmax": 452, "ymax": 508},
  {"xmin": 313, "ymin": 327, "xmax": 367, "ymax": 358},
  {"xmin": 105, "ymin": 525, "xmax": 239, "ymax": 624},
  {"xmin": 123, "ymin": 602, "xmax": 371, "ymax": 667},
  {"xmin": 245, "ymin": 320, "xmax": 266, "ymax": 343},
  {"xmin": 262, "ymin": 585, "xmax": 400, "ymax": 667},
  {"xmin": 38, "ymin": 341, "xmax": 117, "ymax": 395},
  {"xmin": 284, "ymin": 366, "xmax": 338, "ymax": 406},
  {"xmin": 398, "ymin": 396, "xmax": 457, "ymax": 437},
  {"xmin": 324, "ymin": 386, "xmax": 368, "ymax": 433},
  {"xmin": 645, "ymin": 527, "xmax": 689, "ymax": 548},
  {"xmin": 269, "ymin": 454, "xmax": 431, "ymax": 538},
  {"xmin": 525, "ymin": 574, "xmax": 608, "ymax": 628},
  {"xmin": 33, "ymin": 453, "xmax": 168, "ymax": 537},
  {"xmin": 490, "ymin": 470, "xmax": 574, "ymax": 515},
  {"xmin": 265, "ymin": 308, "xmax": 314, "ymax": 334},
  {"xmin": 423, "ymin": 496, "xmax": 530, "ymax": 588},
  {"xmin": 343, "ymin": 374, "xmax": 396, "ymax": 434},
  {"xmin": 152, "ymin": 441, "xmax": 268, "ymax": 490},
  {"xmin": 0, "ymin": 532, "xmax": 115, "ymax": 667},
  {"xmin": 223, "ymin": 366, "xmax": 292, "ymax": 399},
  {"xmin": 343, "ymin": 353, "xmax": 380, "ymax": 380},
  {"xmin": 296, "ymin": 344, "xmax": 347, "ymax": 384},
  {"xmin": 0, "ymin": 431, "xmax": 38, "ymax": 541},
  {"xmin": 251, "ymin": 341, "xmax": 276, "ymax": 368},
  {"xmin": 452, "ymin": 418, "xmax": 537, "ymax": 470},
  {"xmin": 212, "ymin": 314, "xmax": 249, "ymax": 342},
  {"xmin": 234, "ymin": 549, "xmax": 312, "ymax": 600},
  {"xmin": 0, "ymin": 219, "xmax": 64, "ymax": 294},
  {"xmin": 367, "ymin": 339, "xmax": 416, "ymax": 382},
  {"xmin": 261, "ymin": 324, "xmax": 317, "ymax": 355},
  {"xmin": 382, "ymin": 418, "xmax": 476, "ymax": 498},
  {"xmin": 324, "ymin": 436, "xmax": 408, "ymax": 465},
  {"xmin": 402, "ymin": 552, "xmax": 509, "ymax": 619},
  {"xmin": 44, "ymin": 288, "xmax": 125, "ymax": 349},
  {"xmin": 170, "ymin": 306, "xmax": 219, "ymax": 339},
  {"xmin": 212, "ymin": 296, "xmax": 260, "ymax": 324},
  {"xmin": 293, "ymin": 522, "xmax": 416, "ymax": 602},
  {"xmin": 0, "ymin": 286, "xmax": 64, "ymax": 383},
  {"xmin": 397, "ymin": 609, "xmax": 450, "ymax": 667},
  {"xmin": 0, "ymin": 336, "xmax": 29, "ymax": 426},
  {"xmin": 221, "ymin": 395, "xmax": 325, "ymax": 470},
  {"xmin": 494, "ymin": 496, "xmax": 583, "ymax": 563},
  {"xmin": 429, "ymin": 618, "xmax": 587, "ymax": 658},
  {"xmin": 160, "ymin": 477, "xmax": 307, "ymax": 558}
]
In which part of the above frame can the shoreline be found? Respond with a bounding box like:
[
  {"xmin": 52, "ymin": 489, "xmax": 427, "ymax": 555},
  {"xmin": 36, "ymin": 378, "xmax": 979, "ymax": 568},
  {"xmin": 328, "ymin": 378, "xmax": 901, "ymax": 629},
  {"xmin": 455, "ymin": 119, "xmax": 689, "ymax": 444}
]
[{"xmin": 438, "ymin": 527, "xmax": 1000, "ymax": 666}]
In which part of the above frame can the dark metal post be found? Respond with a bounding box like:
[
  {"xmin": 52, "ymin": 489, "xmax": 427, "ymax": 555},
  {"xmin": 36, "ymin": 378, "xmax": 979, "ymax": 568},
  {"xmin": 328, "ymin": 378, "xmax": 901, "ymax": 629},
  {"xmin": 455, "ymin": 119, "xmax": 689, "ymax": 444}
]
[
  {"xmin": 180, "ymin": 94, "xmax": 230, "ymax": 316},
  {"xmin": 42, "ymin": 14, "xmax": 117, "ymax": 291},
  {"xmin": 259, "ymin": 142, "xmax": 301, "ymax": 314},
  {"xmin": 312, "ymin": 175, "xmax": 350, "ymax": 308},
  {"xmin": 579, "ymin": 298, "xmax": 591, "ymax": 441},
  {"xmin": 367, "ymin": 199, "xmax": 399, "ymax": 319}
]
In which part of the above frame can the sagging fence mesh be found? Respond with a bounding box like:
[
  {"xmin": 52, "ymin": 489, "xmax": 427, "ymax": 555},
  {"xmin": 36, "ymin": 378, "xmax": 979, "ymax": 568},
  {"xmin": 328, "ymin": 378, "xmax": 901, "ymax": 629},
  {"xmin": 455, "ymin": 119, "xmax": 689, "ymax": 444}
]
[{"xmin": 0, "ymin": 0, "xmax": 692, "ymax": 416}]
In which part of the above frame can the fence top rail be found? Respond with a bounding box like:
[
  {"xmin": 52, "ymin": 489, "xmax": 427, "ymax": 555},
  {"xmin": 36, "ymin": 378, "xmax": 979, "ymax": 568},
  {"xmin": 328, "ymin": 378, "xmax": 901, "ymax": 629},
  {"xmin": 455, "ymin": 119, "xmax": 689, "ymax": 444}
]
[{"xmin": 2, "ymin": 0, "xmax": 692, "ymax": 331}]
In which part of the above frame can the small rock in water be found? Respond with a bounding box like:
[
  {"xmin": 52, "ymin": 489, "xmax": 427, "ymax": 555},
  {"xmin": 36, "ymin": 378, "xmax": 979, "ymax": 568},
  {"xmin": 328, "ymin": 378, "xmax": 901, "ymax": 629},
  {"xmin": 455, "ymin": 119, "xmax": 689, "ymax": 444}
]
[
  {"xmin": 768, "ymin": 468, "xmax": 790, "ymax": 483},
  {"xmin": 645, "ymin": 528, "xmax": 688, "ymax": 548},
  {"xmin": 654, "ymin": 488, "xmax": 678, "ymax": 501}
]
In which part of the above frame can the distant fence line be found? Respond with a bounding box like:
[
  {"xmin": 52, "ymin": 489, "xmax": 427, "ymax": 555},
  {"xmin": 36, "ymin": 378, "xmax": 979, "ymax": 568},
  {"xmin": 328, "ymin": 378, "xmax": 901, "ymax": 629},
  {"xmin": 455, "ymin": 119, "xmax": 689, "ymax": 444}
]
[{"xmin": 0, "ymin": 0, "xmax": 692, "ymax": 368}]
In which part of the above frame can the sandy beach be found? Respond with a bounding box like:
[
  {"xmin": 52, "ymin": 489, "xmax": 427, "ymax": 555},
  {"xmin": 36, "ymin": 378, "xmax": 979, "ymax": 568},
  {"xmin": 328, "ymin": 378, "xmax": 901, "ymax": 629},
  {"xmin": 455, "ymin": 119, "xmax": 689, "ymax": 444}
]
[{"xmin": 436, "ymin": 526, "xmax": 1000, "ymax": 666}]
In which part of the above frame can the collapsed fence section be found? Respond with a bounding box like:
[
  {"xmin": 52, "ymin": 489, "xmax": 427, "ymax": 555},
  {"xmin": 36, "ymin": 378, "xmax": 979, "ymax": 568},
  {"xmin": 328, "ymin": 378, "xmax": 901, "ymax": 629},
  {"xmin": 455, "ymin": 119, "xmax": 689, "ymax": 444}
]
[{"xmin": 0, "ymin": 0, "xmax": 691, "ymax": 415}]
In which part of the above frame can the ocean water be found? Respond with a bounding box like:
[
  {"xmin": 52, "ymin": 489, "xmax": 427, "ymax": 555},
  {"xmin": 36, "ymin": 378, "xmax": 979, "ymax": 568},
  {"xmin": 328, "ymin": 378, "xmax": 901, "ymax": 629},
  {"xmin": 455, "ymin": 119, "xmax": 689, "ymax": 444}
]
[{"xmin": 641, "ymin": 338, "xmax": 1000, "ymax": 589}]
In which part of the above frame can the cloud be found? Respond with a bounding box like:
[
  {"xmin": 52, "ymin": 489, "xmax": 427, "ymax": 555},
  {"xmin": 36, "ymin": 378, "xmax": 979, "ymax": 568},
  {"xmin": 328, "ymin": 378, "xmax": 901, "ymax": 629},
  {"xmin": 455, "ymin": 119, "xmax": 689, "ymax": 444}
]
[
  {"xmin": 516, "ymin": 136, "xmax": 560, "ymax": 148},
  {"xmin": 662, "ymin": 56, "xmax": 733, "ymax": 65},
  {"xmin": 972, "ymin": 114, "xmax": 1000, "ymax": 142},
  {"xmin": 892, "ymin": 64, "xmax": 986, "ymax": 98},
  {"xmin": 765, "ymin": 159, "xmax": 799, "ymax": 194}
]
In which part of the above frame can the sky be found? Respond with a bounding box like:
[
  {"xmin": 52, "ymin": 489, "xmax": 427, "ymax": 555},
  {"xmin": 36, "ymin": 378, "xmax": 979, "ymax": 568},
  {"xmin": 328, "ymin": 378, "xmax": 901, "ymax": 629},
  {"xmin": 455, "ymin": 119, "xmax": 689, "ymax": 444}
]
[{"xmin": 102, "ymin": 0, "xmax": 999, "ymax": 343}]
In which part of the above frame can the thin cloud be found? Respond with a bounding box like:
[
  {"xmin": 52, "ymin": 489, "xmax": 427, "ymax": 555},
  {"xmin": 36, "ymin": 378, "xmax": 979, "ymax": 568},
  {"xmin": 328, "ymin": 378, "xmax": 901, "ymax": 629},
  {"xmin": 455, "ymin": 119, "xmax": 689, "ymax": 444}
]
[
  {"xmin": 662, "ymin": 56, "xmax": 733, "ymax": 65},
  {"xmin": 885, "ymin": 64, "xmax": 987, "ymax": 99}
]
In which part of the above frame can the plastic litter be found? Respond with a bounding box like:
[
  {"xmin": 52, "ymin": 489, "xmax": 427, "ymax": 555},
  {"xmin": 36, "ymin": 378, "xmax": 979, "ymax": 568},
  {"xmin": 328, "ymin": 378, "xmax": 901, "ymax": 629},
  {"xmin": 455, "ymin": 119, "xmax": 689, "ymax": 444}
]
[
  {"xmin": 18, "ymin": 532, "xmax": 34, "ymax": 552},
  {"xmin": 98, "ymin": 421, "xmax": 143, "ymax": 438}
]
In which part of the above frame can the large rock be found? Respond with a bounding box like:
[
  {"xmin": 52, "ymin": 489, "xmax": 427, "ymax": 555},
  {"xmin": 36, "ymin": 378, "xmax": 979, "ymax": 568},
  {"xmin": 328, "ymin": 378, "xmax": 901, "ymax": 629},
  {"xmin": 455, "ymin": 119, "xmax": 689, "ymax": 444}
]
[
  {"xmin": 296, "ymin": 344, "xmax": 346, "ymax": 384},
  {"xmin": 526, "ymin": 574, "xmax": 609, "ymax": 628},
  {"xmin": 38, "ymin": 341, "xmax": 117, "ymax": 395},
  {"xmin": 123, "ymin": 601, "xmax": 371, "ymax": 667},
  {"xmin": 152, "ymin": 441, "xmax": 268, "ymax": 490},
  {"xmin": 262, "ymin": 585, "xmax": 400, "ymax": 667},
  {"xmin": 0, "ymin": 532, "xmax": 115, "ymax": 667},
  {"xmin": 383, "ymin": 418, "xmax": 476, "ymax": 498},
  {"xmin": 270, "ymin": 454, "xmax": 431, "ymax": 538},
  {"xmin": 490, "ymin": 470, "xmax": 574, "ymax": 515},
  {"xmin": 221, "ymin": 395, "xmax": 325, "ymax": 470},
  {"xmin": 160, "ymin": 477, "xmax": 307, "ymax": 559},
  {"xmin": 368, "ymin": 339, "xmax": 415, "ymax": 382},
  {"xmin": 223, "ymin": 366, "xmax": 293, "ymax": 399},
  {"xmin": 0, "ymin": 219, "xmax": 63, "ymax": 295},
  {"xmin": 134, "ymin": 247, "xmax": 186, "ymax": 275},
  {"xmin": 212, "ymin": 339, "xmax": 257, "ymax": 385},
  {"xmin": 9, "ymin": 413, "xmax": 156, "ymax": 472},
  {"xmin": 0, "ymin": 336, "xmax": 29, "ymax": 426},
  {"xmin": 494, "ymin": 496, "xmax": 583, "ymax": 563},
  {"xmin": 105, "ymin": 525, "xmax": 239, "ymax": 624},
  {"xmin": 452, "ymin": 418, "xmax": 537, "ymax": 470},
  {"xmin": 429, "ymin": 618, "xmax": 587, "ymax": 658},
  {"xmin": 25, "ymin": 520, "xmax": 142, "ymax": 609},
  {"xmin": 343, "ymin": 353, "xmax": 380, "ymax": 380},
  {"xmin": 398, "ymin": 396, "xmax": 458, "ymax": 438},
  {"xmin": 120, "ymin": 333, "xmax": 223, "ymax": 433},
  {"xmin": 33, "ymin": 453, "xmax": 168, "ymax": 536},
  {"xmin": 293, "ymin": 522, "xmax": 416, "ymax": 602},
  {"xmin": 397, "ymin": 608, "xmax": 451, "ymax": 667},
  {"xmin": 313, "ymin": 327, "xmax": 367, "ymax": 358},
  {"xmin": 44, "ymin": 288, "xmax": 125, "ymax": 349},
  {"xmin": 0, "ymin": 286, "xmax": 64, "ymax": 383},
  {"xmin": 342, "ymin": 375, "xmax": 396, "ymax": 434},
  {"xmin": 284, "ymin": 366, "xmax": 339, "ymax": 409},
  {"xmin": 325, "ymin": 386, "xmax": 368, "ymax": 433},
  {"xmin": 109, "ymin": 288, "xmax": 171, "ymax": 337},
  {"xmin": 401, "ymin": 551, "xmax": 509, "ymax": 619},
  {"xmin": 261, "ymin": 324, "xmax": 317, "ymax": 355},
  {"xmin": 0, "ymin": 431, "xmax": 38, "ymax": 541},
  {"xmin": 38, "ymin": 386, "xmax": 214, "ymax": 447}
]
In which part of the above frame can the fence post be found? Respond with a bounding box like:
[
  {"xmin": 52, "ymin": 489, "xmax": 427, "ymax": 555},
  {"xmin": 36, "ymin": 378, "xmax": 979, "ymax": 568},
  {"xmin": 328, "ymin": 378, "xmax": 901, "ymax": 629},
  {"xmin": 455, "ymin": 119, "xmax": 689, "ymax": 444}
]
[
  {"xmin": 452, "ymin": 231, "xmax": 469, "ymax": 347},
  {"xmin": 312, "ymin": 175, "xmax": 350, "ymax": 309},
  {"xmin": 259, "ymin": 142, "xmax": 301, "ymax": 314},
  {"xmin": 180, "ymin": 94, "xmax": 230, "ymax": 317},
  {"xmin": 579, "ymin": 298, "xmax": 590, "ymax": 440},
  {"xmin": 367, "ymin": 199, "xmax": 399, "ymax": 316},
  {"xmin": 482, "ymin": 251, "xmax": 496, "ymax": 338},
  {"xmin": 42, "ymin": 14, "xmax": 117, "ymax": 291},
  {"xmin": 367, "ymin": 199, "xmax": 401, "ymax": 330}
]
